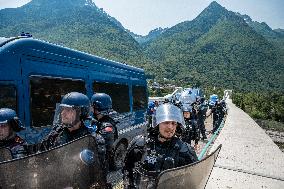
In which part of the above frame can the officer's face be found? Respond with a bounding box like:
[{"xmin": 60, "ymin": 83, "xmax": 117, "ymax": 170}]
[
  {"xmin": 61, "ymin": 107, "xmax": 77, "ymax": 125},
  {"xmin": 0, "ymin": 123, "xmax": 10, "ymax": 140},
  {"xmin": 183, "ymin": 111, "xmax": 191, "ymax": 119},
  {"xmin": 159, "ymin": 121, "xmax": 177, "ymax": 139}
]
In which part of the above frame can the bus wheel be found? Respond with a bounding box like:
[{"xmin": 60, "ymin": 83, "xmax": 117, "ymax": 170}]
[{"xmin": 113, "ymin": 141, "xmax": 127, "ymax": 170}]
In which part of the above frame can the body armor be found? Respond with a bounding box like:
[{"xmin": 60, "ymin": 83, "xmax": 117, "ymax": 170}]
[
  {"xmin": 123, "ymin": 135, "xmax": 198, "ymax": 189},
  {"xmin": 182, "ymin": 118, "xmax": 200, "ymax": 145},
  {"xmin": 96, "ymin": 115, "xmax": 118, "ymax": 171},
  {"xmin": 40, "ymin": 124, "xmax": 90, "ymax": 150}
]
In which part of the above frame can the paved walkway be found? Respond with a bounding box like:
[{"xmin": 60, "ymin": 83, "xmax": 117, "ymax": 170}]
[{"xmin": 206, "ymin": 99, "xmax": 284, "ymax": 189}]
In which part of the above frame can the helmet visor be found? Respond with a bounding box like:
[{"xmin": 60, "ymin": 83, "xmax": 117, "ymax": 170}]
[
  {"xmin": 53, "ymin": 104, "xmax": 81, "ymax": 128},
  {"xmin": 153, "ymin": 104, "xmax": 185, "ymax": 128}
]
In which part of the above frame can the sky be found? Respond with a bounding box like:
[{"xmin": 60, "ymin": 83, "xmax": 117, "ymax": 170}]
[{"xmin": 0, "ymin": 0, "xmax": 283, "ymax": 36}]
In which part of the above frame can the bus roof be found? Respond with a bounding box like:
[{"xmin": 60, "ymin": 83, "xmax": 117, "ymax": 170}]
[{"xmin": 0, "ymin": 36, "xmax": 145, "ymax": 74}]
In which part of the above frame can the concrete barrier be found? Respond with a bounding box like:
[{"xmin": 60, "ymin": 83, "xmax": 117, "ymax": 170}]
[{"xmin": 206, "ymin": 99, "xmax": 284, "ymax": 189}]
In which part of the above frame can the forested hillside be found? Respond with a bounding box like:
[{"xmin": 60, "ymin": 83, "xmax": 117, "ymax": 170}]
[
  {"xmin": 0, "ymin": 0, "xmax": 150, "ymax": 68},
  {"xmin": 0, "ymin": 0, "xmax": 283, "ymax": 93},
  {"xmin": 142, "ymin": 2, "xmax": 284, "ymax": 92}
]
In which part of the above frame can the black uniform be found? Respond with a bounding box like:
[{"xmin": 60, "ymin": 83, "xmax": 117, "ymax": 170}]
[
  {"xmin": 0, "ymin": 135, "xmax": 27, "ymax": 159},
  {"xmin": 211, "ymin": 102, "xmax": 226, "ymax": 132},
  {"xmin": 182, "ymin": 117, "xmax": 200, "ymax": 145},
  {"xmin": 196, "ymin": 103, "xmax": 208, "ymax": 139},
  {"xmin": 39, "ymin": 123, "xmax": 106, "ymax": 167},
  {"xmin": 96, "ymin": 115, "xmax": 118, "ymax": 170},
  {"xmin": 40, "ymin": 124, "xmax": 90, "ymax": 150},
  {"xmin": 190, "ymin": 102, "xmax": 198, "ymax": 120},
  {"xmin": 123, "ymin": 135, "xmax": 198, "ymax": 189},
  {"xmin": 217, "ymin": 102, "xmax": 227, "ymax": 128}
]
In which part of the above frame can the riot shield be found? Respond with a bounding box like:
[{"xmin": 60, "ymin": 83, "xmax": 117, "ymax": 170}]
[
  {"xmin": 0, "ymin": 135, "xmax": 105, "ymax": 189},
  {"xmin": 156, "ymin": 145, "xmax": 222, "ymax": 189}
]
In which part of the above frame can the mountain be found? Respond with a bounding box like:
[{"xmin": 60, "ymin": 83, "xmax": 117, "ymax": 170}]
[
  {"xmin": 274, "ymin": 29, "xmax": 284, "ymax": 35},
  {"xmin": 142, "ymin": 1, "xmax": 284, "ymax": 92},
  {"xmin": 0, "ymin": 0, "xmax": 283, "ymax": 92},
  {"xmin": 143, "ymin": 1, "xmax": 236, "ymax": 62},
  {"xmin": 0, "ymin": 0, "xmax": 149, "ymax": 68},
  {"xmin": 128, "ymin": 27, "xmax": 167, "ymax": 44},
  {"xmin": 237, "ymin": 13, "xmax": 284, "ymax": 51}
]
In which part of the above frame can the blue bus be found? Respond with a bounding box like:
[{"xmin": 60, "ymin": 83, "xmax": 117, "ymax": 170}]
[{"xmin": 0, "ymin": 35, "xmax": 148, "ymax": 167}]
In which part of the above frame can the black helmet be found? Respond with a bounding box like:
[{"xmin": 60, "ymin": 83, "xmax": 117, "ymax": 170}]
[
  {"xmin": 91, "ymin": 93, "xmax": 112, "ymax": 113},
  {"xmin": 200, "ymin": 97, "xmax": 205, "ymax": 103},
  {"xmin": 0, "ymin": 108, "xmax": 25, "ymax": 132},
  {"xmin": 60, "ymin": 92, "xmax": 90, "ymax": 120}
]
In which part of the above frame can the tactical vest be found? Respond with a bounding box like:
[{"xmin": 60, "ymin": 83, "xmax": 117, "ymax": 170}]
[
  {"xmin": 41, "ymin": 124, "xmax": 89, "ymax": 150},
  {"xmin": 132, "ymin": 137, "xmax": 186, "ymax": 188},
  {"xmin": 96, "ymin": 115, "xmax": 118, "ymax": 140}
]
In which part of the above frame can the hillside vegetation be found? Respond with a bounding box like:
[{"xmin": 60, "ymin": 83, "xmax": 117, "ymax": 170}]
[{"xmin": 0, "ymin": 1, "xmax": 283, "ymax": 93}]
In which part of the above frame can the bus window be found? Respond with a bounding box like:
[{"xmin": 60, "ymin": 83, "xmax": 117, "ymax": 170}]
[
  {"xmin": 0, "ymin": 84, "xmax": 17, "ymax": 111},
  {"xmin": 93, "ymin": 81, "xmax": 130, "ymax": 113},
  {"xmin": 132, "ymin": 86, "xmax": 147, "ymax": 111},
  {"xmin": 30, "ymin": 76, "xmax": 86, "ymax": 128}
]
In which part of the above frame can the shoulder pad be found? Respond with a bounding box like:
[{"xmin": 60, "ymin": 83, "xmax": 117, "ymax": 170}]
[
  {"xmin": 128, "ymin": 135, "xmax": 146, "ymax": 150},
  {"xmin": 14, "ymin": 136, "xmax": 25, "ymax": 144},
  {"xmin": 108, "ymin": 116, "xmax": 118, "ymax": 125}
]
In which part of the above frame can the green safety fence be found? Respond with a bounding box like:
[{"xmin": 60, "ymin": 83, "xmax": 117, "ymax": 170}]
[{"xmin": 198, "ymin": 119, "xmax": 225, "ymax": 160}]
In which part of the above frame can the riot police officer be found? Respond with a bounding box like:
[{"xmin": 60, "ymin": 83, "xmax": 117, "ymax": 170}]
[
  {"xmin": 91, "ymin": 93, "xmax": 118, "ymax": 171},
  {"xmin": 208, "ymin": 100, "xmax": 226, "ymax": 133},
  {"xmin": 123, "ymin": 103, "xmax": 198, "ymax": 189},
  {"xmin": 147, "ymin": 101, "xmax": 155, "ymax": 128},
  {"xmin": 196, "ymin": 97, "xmax": 208, "ymax": 140},
  {"xmin": 0, "ymin": 108, "xmax": 27, "ymax": 159},
  {"xmin": 40, "ymin": 92, "xmax": 111, "ymax": 188},
  {"xmin": 41, "ymin": 92, "xmax": 92, "ymax": 149},
  {"xmin": 216, "ymin": 100, "xmax": 227, "ymax": 127},
  {"xmin": 181, "ymin": 105, "xmax": 200, "ymax": 149},
  {"xmin": 220, "ymin": 100, "xmax": 228, "ymax": 116}
]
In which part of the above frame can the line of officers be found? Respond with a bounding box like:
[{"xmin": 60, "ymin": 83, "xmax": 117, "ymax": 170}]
[
  {"xmin": 147, "ymin": 97, "xmax": 228, "ymax": 149},
  {"xmin": 0, "ymin": 92, "xmax": 227, "ymax": 188},
  {"xmin": 0, "ymin": 92, "xmax": 117, "ymax": 188}
]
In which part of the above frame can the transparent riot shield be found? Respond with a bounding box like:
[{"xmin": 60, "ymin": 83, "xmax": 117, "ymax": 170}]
[
  {"xmin": 0, "ymin": 135, "xmax": 105, "ymax": 189},
  {"xmin": 156, "ymin": 145, "xmax": 222, "ymax": 189}
]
